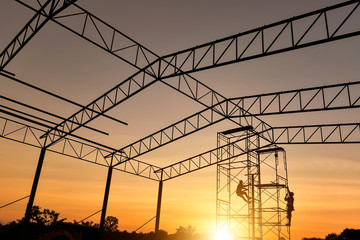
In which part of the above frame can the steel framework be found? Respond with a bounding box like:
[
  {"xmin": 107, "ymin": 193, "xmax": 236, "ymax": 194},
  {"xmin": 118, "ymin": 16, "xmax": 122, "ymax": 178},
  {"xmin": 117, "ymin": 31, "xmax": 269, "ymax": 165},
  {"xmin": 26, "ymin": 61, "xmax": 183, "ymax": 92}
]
[{"xmin": 1, "ymin": 1, "xmax": 360, "ymax": 240}]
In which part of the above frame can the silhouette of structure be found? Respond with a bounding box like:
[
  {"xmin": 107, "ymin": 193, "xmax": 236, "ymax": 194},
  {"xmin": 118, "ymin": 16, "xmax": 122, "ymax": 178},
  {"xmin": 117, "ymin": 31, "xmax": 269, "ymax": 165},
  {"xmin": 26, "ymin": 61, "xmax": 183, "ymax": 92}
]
[
  {"xmin": 217, "ymin": 127, "xmax": 290, "ymax": 240},
  {"xmin": 1, "ymin": 1, "xmax": 360, "ymax": 240}
]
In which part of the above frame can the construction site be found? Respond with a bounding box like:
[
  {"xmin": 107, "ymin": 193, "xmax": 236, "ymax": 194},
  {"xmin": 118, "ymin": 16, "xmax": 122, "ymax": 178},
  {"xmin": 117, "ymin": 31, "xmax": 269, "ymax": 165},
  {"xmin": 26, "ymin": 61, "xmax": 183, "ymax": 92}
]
[{"xmin": 1, "ymin": 1, "xmax": 360, "ymax": 240}]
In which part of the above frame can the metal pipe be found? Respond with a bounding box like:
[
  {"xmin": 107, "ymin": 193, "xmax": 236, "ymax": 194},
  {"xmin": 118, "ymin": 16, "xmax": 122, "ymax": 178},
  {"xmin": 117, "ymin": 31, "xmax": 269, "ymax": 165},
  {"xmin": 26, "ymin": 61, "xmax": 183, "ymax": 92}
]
[
  {"xmin": 0, "ymin": 96, "xmax": 109, "ymax": 135},
  {"xmin": 0, "ymin": 72, "xmax": 128, "ymax": 126},
  {"xmin": 251, "ymin": 174, "xmax": 255, "ymax": 240},
  {"xmin": 100, "ymin": 165, "xmax": 113, "ymax": 230},
  {"xmin": 24, "ymin": 147, "xmax": 46, "ymax": 223},
  {"xmin": 155, "ymin": 171, "xmax": 164, "ymax": 240}
]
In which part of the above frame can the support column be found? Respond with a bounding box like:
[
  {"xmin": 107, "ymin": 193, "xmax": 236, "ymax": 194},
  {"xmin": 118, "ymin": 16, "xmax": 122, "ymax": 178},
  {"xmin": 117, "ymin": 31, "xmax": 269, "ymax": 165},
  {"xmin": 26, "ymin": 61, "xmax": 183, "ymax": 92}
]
[
  {"xmin": 100, "ymin": 165, "xmax": 113, "ymax": 230},
  {"xmin": 251, "ymin": 174, "xmax": 255, "ymax": 240},
  {"xmin": 155, "ymin": 171, "xmax": 164, "ymax": 240},
  {"xmin": 24, "ymin": 147, "xmax": 46, "ymax": 223}
]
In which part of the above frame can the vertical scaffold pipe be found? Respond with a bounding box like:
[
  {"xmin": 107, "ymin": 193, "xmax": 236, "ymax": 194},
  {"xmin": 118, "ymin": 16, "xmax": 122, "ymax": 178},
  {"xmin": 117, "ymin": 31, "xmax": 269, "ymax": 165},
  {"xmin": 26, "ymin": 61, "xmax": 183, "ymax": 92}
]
[
  {"xmin": 100, "ymin": 165, "xmax": 114, "ymax": 230},
  {"xmin": 24, "ymin": 147, "xmax": 47, "ymax": 223},
  {"xmin": 251, "ymin": 174, "xmax": 255, "ymax": 240},
  {"xmin": 155, "ymin": 171, "xmax": 164, "ymax": 240}
]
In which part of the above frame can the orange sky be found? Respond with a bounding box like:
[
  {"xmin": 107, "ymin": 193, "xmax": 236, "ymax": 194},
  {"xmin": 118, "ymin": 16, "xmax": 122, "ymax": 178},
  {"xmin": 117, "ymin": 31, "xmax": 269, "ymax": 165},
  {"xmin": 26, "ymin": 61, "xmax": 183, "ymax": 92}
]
[{"xmin": 1, "ymin": 1, "xmax": 360, "ymax": 240}]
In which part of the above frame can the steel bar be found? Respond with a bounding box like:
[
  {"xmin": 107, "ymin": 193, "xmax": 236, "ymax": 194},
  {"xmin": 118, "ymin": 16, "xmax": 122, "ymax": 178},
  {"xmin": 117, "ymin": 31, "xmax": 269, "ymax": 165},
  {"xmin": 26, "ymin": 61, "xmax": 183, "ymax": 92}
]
[
  {"xmin": 0, "ymin": 195, "xmax": 29, "ymax": 209},
  {"xmin": 100, "ymin": 165, "xmax": 113, "ymax": 230},
  {"xmin": 155, "ymin": 171, "xmax": 164, "ymax": 240},
  {"xmin": 1, "ymin": 95, "xmax": 109, "ymax": 135},
  {"xmin": 134, "ymin": 216, "xmax": 156, "ymax": 232},
  {"xmin": 24, "ymin": 147, "xmax": 46, "ymax": 223},
  {"xmin": 0, "ymin": 73, "xmax": 127, "ymax": 126}
]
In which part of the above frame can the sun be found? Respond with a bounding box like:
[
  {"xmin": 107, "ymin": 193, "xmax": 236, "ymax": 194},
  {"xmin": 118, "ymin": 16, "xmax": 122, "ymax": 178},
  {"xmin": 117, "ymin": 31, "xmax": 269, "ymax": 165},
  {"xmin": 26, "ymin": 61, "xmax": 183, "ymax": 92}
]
[{"xmin": 213, "ymin": 229, "xmax": 233, "ymax": 240}]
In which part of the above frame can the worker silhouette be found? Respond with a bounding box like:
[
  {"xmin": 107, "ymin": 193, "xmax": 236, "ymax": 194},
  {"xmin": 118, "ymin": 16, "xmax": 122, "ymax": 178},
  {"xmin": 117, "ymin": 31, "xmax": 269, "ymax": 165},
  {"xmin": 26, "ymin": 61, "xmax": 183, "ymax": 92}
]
[
  {"xmin": 236, "ymin": 180, "xmax": 251, "ymax": 203},
  {"xmin": 285, "ymin": 190, "xmax": 294, "ymax": 226}
]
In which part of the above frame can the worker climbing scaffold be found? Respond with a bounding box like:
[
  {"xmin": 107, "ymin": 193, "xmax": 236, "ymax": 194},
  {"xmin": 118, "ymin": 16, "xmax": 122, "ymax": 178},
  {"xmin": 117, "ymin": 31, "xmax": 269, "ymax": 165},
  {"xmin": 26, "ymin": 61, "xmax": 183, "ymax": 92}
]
[
  {"xmin": 285, "ymin": 189, "xmax": 294, "ymax": 226},
  {"xmin": 236, "ymin": 180, "xmax": 251, "ymax": 204}
]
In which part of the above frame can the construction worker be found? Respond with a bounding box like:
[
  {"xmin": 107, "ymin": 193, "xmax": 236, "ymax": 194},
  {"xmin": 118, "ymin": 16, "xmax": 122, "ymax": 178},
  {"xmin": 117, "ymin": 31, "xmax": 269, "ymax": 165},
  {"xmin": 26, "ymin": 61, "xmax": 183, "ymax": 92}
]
[
  {"xmin": 285, "ymin": 190, "xmax": 294, "ymax": 226},
  {"xmin": 236, "ymin": 180, "xmax": 251, "ymax": 204}
]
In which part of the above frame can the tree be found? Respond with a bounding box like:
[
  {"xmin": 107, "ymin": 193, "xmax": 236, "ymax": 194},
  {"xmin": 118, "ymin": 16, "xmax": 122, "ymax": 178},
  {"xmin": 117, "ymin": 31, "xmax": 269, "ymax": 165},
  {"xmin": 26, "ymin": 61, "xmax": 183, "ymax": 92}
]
[
  {"xmin": 325, "ymin": 233, "xmax": 338, "ymax": 240},
  {"xmin": 30, "ymin": 205, "xmax": 66, "ymax": 226},
  {"xmin": 338, "ymin": 228, "xmax": 360, "ymax": 240},
  {"xmin": 103, "ymin": 216, "xmax": 119, "ymax": 232},
  {"xmin": 173, "ymin": 225, "xmax": 197, "ymax": 240}
]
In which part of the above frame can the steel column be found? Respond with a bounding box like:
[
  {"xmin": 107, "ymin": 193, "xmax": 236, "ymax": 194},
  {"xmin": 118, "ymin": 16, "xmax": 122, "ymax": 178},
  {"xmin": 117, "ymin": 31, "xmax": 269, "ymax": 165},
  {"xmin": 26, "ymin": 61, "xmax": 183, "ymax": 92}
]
[
  {"xmin": 155, "ymin": 171, "xmax": 164, "ymax": 240},
  {"xmin": 24, "ymin": 147, "xmax": 46, "ymax": 223},
  {"xmin": 100, "ymin": 165, "xmax": 113, "ymax": 230},
  {"xmin": 251, "ymin": 174, "xmax": 255, "ymax": 240}
]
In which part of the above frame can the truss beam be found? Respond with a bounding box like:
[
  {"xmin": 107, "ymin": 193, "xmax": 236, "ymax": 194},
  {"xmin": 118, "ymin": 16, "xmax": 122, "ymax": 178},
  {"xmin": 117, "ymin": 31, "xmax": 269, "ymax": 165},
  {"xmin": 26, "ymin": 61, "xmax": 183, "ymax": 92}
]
[
  {"xmin": 14, "ymin": 1, "xmax": 360, "ymax": 166},
  {"xmin": 154, "ymin": 123, "xmax": 360, "ymax": 181},
  {"xmin": 268, "ymin": 123, "xmax": 360, "ymax": 144},
  {"xmin": 0, "ymin": 0, "xmax": 77, "ymax": 71},
  {"xmin": 16, "ymin": 2, "xmax": 273, "ymax": 152},
  {"xmin": 0, "ymin": 116, "xmax": 161, "ymax": 181},
  {"xmin": 228, "ymin": 81, "xmax": 360, "ymax": 116},
  {"xmin": 15, "ymin": 0, "xmax": 158, "ymax": 71},
  {"xmin": 157, "ymin": 0, "xmax": 360, "ymax": 77},
  {"xmin": 113, "ymin": 81, "xmax": 360, "ymax": 163}
]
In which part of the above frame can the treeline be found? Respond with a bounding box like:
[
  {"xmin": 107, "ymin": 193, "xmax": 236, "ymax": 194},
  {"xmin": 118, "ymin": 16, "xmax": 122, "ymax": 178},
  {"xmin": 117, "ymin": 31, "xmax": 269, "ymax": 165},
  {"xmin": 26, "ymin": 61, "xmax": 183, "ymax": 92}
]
[
  {"xmin": 303, "ymin": 228, "xmax": 360, "ymax": 240},
  {"xmin": 0, "ymin": 206, "xmax": 208, "ymax": 240}
]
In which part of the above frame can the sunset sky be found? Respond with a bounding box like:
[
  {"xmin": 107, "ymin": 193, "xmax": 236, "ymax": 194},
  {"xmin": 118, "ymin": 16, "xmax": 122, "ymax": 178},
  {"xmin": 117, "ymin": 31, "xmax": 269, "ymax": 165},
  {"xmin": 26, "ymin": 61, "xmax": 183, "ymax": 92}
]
[{"xmin": 1, "ymin": 1, "xmax": 360, "ymax": 240}]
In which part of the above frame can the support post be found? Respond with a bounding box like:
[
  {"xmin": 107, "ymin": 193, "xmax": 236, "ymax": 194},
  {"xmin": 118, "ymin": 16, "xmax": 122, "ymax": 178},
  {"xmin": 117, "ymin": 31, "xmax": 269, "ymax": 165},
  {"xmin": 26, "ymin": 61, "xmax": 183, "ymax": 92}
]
[
  {"xmin": 155, "ymin": 171, "xmax": 164, "ymax": 240},
  {"xmin": 251, "ymin": 174, "xmax": 255, "ymax": 240},
  {"xmin": 24, "ymin": 147, "xmax": 46, "ymax": 223},
  {"xmin": 100, "ymin": 165, "xmax": 113, "ymax": 230}
]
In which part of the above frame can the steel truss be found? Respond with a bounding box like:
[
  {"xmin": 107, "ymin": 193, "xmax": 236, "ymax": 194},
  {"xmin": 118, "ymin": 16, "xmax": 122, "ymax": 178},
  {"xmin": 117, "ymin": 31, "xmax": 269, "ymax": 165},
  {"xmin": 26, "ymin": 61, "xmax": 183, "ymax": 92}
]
[
  {"xmin": 5, "ymin": 13, "xmax": 273, "ymax": 153},
  {"xmin": 0, "ymin": 116, "xmax": 161, "ymax": 181},
  {"xmin": 157, "ymin": 0, "xmax": 360, "ymax": 77},
  {"xmin": 153, "ymin": 122, "xmax": 360, "ymax": 182},
  {"xmin": 112, "ymin": 81, "xmax": 360, "ymax": 162},
  {"xmin": 0, "ymin": 0, "xmax": 78, "ymax": 71},
  {"xmin": 15, "ymin": 0, "xmax": 158, "ymax": 71},
  {"xmin": 229, "ymin": 81, "xmax": 360, "ymax": 116},
  {"xmin": 16, "ymin": 0, "xmax": 360, "ymax": 156},
  {"xmin": 9, "ymin": 0, "xmax": 360, "ymax": 158},
  {"xmin": 1, "ymin": 0, "xmax": 360, "ymax": 237}
]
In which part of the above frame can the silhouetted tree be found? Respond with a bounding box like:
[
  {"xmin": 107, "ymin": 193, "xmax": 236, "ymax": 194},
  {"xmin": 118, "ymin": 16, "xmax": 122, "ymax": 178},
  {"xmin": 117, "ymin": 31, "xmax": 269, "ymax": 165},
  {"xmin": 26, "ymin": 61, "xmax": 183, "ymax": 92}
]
[
  {"xmin": 338, "ymin": 228, "xmax": 360, "ymax": 240},
  {"xmin": 30, "ymin": 205, "xmax": 66, "ymax": 226},
  {"xmin": 104, "ymin": 216, "xmax": 119, "ymax": 232},
  {"xmin": 325, "ymin": 233, "xmax": 338, "ymax": 240},
  {"xmin": 171, "ymin": 225, "xmax": 197, "ymax": 240}
]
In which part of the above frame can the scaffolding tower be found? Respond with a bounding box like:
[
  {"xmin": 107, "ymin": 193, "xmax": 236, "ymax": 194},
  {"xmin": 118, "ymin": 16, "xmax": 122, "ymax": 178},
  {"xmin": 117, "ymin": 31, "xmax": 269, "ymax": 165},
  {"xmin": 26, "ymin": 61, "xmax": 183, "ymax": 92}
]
[{"xmin": 216, "ymin": 126, "xmax": 291, "ymax": 240}]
